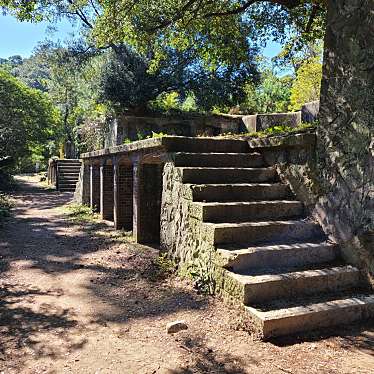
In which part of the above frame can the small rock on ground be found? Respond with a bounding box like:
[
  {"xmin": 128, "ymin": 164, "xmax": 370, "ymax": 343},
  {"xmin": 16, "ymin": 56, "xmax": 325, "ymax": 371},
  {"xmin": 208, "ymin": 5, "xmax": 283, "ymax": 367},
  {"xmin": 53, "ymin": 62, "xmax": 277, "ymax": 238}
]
[{"xmin": 166, "ymin": 320, "xmax": 188, "ymax": 334}]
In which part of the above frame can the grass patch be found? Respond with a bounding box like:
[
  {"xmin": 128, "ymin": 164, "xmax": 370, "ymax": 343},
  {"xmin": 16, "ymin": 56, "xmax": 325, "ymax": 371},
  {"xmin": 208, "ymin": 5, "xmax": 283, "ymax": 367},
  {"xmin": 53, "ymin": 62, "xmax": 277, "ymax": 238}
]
[
  {"xmin": 94, "ymin": 229, "xmax": 134, "ymax": 243},
  {"xmin": 63, "ymin": 203, "xmax": 135, "ymax": 242},
  {"xmin": 64, "ymin": 203, "xmax": 99, "ymax": 223}
]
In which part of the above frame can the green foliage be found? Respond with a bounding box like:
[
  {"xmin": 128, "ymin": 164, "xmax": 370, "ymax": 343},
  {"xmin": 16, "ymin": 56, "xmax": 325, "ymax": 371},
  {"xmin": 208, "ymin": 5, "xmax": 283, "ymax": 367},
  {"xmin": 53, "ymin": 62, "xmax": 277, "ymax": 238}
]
[
  {"xmin": 272, "ymin": 38, "xmax": 323, "ymax": 74},
  {"xmin": 179, "ymin": 259, "xmax": 215, "ymax": 294},
  {"xmin": 99, "ymin": 44, "xmax": 259, "ymax": 113},
  {"xmin": 91, "ymin": 1, "xmax": 326, "ymax": 70},
  {"xmin": 123, "ymin": 131, "xmax": 167, "ymax": 144},
  {"xmin": 151, "ymin": 131, "xmax": 167, "ymax": 139},
  {"xmin": 289, "ymin": 57, "xmax": 322, "ymax": 111},
  {"xmin": 65, "ymin": 203, "xmax": 97, "ymax": 223},
  {"xmin": 241, "ymin": 70, "xmax": 292, "ymax": 114},
  {"xmin": 242, "ymin": 122, "xmax": 317, "ymax": 138},
  {"xmin": 98, "ymin": 45, "xmax": 163, "ymax": 113},
  {"xmin": 0, "ymin": 0, "xmax": 327, "ymax": 158},
  {"xmin": 0, "ymin": 193, "xmax": 13, "ymax": 223},
  {"xmin": 149, "ymin": 253, "xmax": 175, "ymax": 281},
  {"xmin": 180, "ymin": 93, "xmax": 197, "ymax": 112},
  {"xmin": 0, "ymin": 69, "xmax": 61, "ymax": 172},
  {"xmin": 7, "ymin": 52, "xmax": 50, "ymax": 92},
  {"xmin": 159, "ymin": 92, "xmax": 180, "ymax": 112}
]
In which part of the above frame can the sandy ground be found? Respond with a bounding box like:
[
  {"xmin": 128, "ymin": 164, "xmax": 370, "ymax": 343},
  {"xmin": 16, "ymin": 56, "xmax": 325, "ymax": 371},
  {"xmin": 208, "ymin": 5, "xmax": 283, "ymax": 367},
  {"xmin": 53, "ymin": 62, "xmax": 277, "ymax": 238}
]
[{"xmin": 0, "ymin": 174, "xmax": 373, "ymax": 374}]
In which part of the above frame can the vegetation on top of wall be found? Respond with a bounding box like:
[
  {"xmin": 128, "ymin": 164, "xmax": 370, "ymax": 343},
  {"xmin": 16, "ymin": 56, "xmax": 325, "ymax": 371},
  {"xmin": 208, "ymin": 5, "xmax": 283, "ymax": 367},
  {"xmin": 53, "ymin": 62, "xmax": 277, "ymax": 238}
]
[
  {"xmin": 123, "ymin": 131, "xmax": 168, "ymax": 144},
  {"xmin": 220, "ymin": 122, "xmax": 317, "ymax": 140}
]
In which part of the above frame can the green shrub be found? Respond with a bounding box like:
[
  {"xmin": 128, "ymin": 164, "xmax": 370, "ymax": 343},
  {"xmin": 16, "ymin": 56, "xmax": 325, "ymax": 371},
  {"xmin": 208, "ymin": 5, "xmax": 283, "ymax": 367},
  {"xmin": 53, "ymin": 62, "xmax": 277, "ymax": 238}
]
[{"xmin": 0, "ymin": 193, "xmax": 13, "ymax": 222}]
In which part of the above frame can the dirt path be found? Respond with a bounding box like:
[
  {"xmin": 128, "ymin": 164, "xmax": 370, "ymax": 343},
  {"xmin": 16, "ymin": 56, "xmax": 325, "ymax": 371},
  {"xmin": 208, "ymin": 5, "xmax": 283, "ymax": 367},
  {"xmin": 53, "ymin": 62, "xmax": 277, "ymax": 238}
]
[{"xmin": 0, "ymin": 175, "xmax": 373, "ymax": 374}]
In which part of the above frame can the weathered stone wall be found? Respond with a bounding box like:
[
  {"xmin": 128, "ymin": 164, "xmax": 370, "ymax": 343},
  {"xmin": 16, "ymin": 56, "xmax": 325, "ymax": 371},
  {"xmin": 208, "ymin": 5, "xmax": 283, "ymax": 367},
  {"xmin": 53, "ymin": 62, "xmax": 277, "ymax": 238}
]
[
  {"xmin": 242, "ymin": 112, "xmax": 302, "ymax": 132},
  {"xmin": 160, "ymin": 161, "xmax": 223, "ymax": 293},
  {"xmin": 248, "ymin": 130, "xmax": 374, "ymax": 286},
  {"xmin": 316, "ymin": 0, "xmax": 374, "ymax": 281},
  {"xmin": 106, "ymin": 108, "xmax": 319, "ymax": 147},
  {"xmin": 73, "ymin": 163, "xmax": 90, "ymax": 204},
  {"xmin": 301, "ymin": 101, "xmax": 320, "ymax": 123},
  {"xmin": 249, "ymin": 2, "xmax": 374, "ymax": 284},
  {"xmin": 108, "ymin": 114, "xmax": 244, "ymax": 146}
]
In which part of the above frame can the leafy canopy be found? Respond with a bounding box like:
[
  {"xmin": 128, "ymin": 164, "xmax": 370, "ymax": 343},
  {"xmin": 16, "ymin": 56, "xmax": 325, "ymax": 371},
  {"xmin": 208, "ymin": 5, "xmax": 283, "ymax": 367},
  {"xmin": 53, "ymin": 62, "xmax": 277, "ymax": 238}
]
[
  {"xmin": 289, "ymin": 56, "xmax": 322, "ymax": 111},
  {"xmin": 0, "ymin": 69, "xmax": 61, "ymax": 168},
  {"xmin": 0, "ymin": 1, "xmax": 326, "ymax": 67},
  {"xmin": 242, "ymin": 70, "xmax": 292, "ymax": 114}
]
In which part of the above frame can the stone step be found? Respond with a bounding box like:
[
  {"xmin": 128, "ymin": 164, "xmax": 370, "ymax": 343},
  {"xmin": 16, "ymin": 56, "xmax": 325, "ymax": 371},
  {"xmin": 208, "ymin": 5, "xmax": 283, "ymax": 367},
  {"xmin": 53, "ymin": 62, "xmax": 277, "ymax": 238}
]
[
  {"xmin": 246, "ymin": 293, "xmax": 374, "ymax": 339},
  {"xmin": 218, "ymin": 241, "xmax": 339, "ymax": 272},
  {"xmin": 180, "ymin": 167, "xmax": 277, "ymax": 184},
  {"xmin": 58, "ymin": 182, "xmax": 77, "ymax": 186},
  {"xmin": 59, "ymin": 187, "xmax": 76, "ymax": 192},
  {"xmin": 164, "ymin": 137, "xmax": 249, "ymax": 153},
  {"xmin": 225, "ymin": 265, "xmax": 362, "ymax": 304},
  {"xmin": 59, "ymin": 173, "xmax": 80, "ymax": 178},
  {"xmin": 58, "ymin": 164, "xmax": 81, "ymax": 168},
  {"xmin": 191, "ymin": 183, "xmax": 292, "ymax": 202},
  {"xmin": 205, "ymin": 219, "xmax": 324, "ymax": 245},
  {"xmin": 58, "ymin": 178, "xmax": 78, "ymax": 182},
  {"xmin": 57, "ymin": 159, "xmax": 81, "ymax": 163},
  {"xmin": 58, "ymin": 167, "xmax": 81, "ymax": 172},
  {"xmin": 59, "ymin": 175, "xmax": 80, "ymax": 180},
  {"xmin": 192, "ymin": 200, "xmax": 304, "ymax": 223},
  {"xmin": 58, "ymin": 161, "xmax": 81, "ymax": 167},
  {"xmin": 173, "ymin": 152, "xmax": 263, "ymax": 167},
  {"xmin": 58, "ymin": 182, "xmax": 78, "ymax": 188}
]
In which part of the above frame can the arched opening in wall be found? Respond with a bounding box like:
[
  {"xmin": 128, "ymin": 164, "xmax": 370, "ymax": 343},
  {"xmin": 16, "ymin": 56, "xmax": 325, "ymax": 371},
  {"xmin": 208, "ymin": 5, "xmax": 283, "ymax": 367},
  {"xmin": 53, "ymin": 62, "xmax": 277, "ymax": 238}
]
[{"xmin": 136, "ymin": 154, "xmax": 164, "ymax": 245}]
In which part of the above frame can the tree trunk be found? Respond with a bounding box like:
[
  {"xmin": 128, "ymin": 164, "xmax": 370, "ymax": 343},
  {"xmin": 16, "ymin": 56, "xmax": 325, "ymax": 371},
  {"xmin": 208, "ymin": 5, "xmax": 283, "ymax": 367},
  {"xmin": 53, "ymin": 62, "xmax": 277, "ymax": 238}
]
[{"xmin": 317, "ymin": 0, "xmax": 374, "ymax": 271}]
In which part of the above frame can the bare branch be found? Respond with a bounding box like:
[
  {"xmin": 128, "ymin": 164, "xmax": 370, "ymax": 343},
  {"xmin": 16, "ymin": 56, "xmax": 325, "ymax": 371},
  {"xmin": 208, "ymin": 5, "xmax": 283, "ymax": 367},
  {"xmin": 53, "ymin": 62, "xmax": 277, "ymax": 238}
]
[
  {"xmin": 305, "ymin": 4, "xmax": 323, "ymax": 33},
  {"xmin": 90, "ymin": 0, "xmax": 101, "ymax": 17}
]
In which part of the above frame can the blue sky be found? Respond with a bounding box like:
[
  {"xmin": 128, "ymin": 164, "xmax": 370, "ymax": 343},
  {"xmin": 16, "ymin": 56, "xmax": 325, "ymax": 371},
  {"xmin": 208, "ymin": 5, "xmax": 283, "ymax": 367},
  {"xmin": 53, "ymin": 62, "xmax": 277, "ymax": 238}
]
[
  {"xmin": 0, "ymin": 14, "xmax": 77, "ymax": 58},
  {"xmin": 0, "ymin": 13, "xmax": 281, "ymax": 59}
]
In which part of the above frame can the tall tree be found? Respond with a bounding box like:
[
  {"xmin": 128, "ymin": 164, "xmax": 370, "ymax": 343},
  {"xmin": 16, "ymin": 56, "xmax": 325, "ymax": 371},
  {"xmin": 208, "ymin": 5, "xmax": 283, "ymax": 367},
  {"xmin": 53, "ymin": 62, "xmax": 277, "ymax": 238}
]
[{"xmin": 0, "ymin": 69, "xmax": 61, "ymax": 169}]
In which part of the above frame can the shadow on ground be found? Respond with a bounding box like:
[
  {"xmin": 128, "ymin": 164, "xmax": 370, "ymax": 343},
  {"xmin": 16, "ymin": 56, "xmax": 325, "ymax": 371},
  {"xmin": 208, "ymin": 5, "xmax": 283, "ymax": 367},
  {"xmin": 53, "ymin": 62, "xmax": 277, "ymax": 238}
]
[
  {"xmin": 270, "ymin": 319, "xmax": 374, "ymax": 356},
  {"xmin": 1, "ymin": 175, "xmax": 373, "ymax": 373},
  {"xmin": 169, "ymin": 334, "xmax": 253, "ymax": 374},
  {"xmin": 0, "ymin": 176, "xmax": 210, "ymax": 370}
]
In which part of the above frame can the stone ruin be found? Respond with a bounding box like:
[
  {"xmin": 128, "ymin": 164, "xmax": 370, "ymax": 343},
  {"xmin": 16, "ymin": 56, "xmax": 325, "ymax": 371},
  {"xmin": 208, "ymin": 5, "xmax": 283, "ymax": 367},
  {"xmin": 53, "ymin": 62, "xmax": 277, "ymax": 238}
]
[{"xmin": 73, "ymin": 132, "xmax": 374, "ymax": 339}]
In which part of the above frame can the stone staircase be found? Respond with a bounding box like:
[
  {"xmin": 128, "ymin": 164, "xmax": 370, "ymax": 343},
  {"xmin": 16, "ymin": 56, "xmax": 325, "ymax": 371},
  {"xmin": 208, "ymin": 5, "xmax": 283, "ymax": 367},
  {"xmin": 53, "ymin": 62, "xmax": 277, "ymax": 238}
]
[
  {"xmin": 169, "ymin": 138, "xmax": 374, "ymax": 339},
  {"xmin": 56, "ymin": 159, "xmax": 82, "ymax": 192}
]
